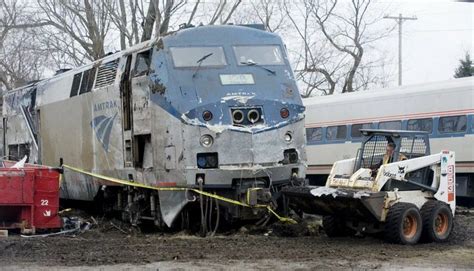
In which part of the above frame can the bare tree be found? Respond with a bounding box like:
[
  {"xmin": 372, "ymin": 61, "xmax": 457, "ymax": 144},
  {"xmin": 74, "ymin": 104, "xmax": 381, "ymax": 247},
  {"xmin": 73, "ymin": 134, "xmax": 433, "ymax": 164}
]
[
  {"xmin": 34, "ymin": 0, "xmax": 114, "ymax": 62},
  {"xmin": 0, "ymin": 0, "xmax": 247, "ymax": 91},
  {"xmin": 285, "ymin": 0, "xmax": 395, "ymax": 96},
  {"xmin": 250, "ymin": 0, "xmax": 287, "ymax": 32},
  {"xmin": 102, "ymin": 0, "xmax": 144, "ymax": 50},
  {"xmin": 208, "ymin": 0, "xmax": 242, "ymax": 25},
  {"xmin": 0, "ymin": 0, "xmax": 49, "ymax": 90},
  {"xmin": 140, "ymin": 0, "xmax": 242, "ymax": 42},
  {"xmin": 141, "ymin": 0, "xmax": 188, "ymax": 41}
]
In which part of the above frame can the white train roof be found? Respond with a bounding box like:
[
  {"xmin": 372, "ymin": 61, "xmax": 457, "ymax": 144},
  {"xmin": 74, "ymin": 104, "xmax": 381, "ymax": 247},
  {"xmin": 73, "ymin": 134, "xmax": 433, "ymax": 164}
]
[
  {"xmin": 303, "ymin": 77, "xmax": 473, "ymax": 106},
  {"xmin": 303, "ymin": 77, "xmax": 474, "ymax": 126}
]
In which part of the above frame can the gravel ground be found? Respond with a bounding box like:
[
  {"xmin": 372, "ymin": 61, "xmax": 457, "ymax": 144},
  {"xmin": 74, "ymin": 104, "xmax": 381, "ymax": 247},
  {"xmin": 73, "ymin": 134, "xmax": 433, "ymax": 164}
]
[{"xmin": 0, "ymin": 211, "xmax": 473, "ymax": 270}]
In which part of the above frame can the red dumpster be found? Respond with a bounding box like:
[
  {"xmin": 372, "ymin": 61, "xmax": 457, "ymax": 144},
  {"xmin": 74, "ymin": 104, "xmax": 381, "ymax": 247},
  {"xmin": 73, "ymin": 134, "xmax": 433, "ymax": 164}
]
[{"xmin": 0, "ymin": 165, "xmax": 61, "ymax": 234}]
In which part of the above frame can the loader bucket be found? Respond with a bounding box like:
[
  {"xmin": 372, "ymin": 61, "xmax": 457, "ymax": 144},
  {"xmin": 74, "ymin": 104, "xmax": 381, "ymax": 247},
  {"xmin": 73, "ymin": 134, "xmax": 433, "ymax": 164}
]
[{"xmin": 282, "ymin": 186, "xmax": 387, "ymax": 221}]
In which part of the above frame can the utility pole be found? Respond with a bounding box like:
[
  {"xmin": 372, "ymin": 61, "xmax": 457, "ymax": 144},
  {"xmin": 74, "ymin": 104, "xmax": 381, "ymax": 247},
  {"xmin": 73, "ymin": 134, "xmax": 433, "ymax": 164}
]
[{"xmin": 384, "ymin": 14, "xmax": 417, "ymax": 86}]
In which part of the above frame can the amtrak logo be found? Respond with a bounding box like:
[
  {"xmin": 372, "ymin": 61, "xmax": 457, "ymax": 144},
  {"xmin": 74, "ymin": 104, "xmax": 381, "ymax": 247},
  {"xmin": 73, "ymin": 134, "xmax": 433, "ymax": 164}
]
[{"xmin": 91, "ymin": 112, "xmax": 118, "ymax": 152}]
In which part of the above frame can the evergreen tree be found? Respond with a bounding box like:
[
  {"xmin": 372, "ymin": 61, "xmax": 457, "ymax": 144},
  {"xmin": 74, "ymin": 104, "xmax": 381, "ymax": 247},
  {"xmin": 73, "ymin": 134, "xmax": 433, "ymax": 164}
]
[{"xmin": 454, "ymin": 52, "xmax": 473, "ymax": 78}]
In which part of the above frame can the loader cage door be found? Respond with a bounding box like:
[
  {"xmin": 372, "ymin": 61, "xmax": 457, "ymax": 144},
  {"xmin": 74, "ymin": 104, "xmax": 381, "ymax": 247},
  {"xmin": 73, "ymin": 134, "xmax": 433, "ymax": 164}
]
[
  {"xmin": 384, "ymin": 135, "xmax": 433, "ymax": 191},
  {"xmin": 354, "ymin": 135, "xmax": 389, "ymax": 172}
]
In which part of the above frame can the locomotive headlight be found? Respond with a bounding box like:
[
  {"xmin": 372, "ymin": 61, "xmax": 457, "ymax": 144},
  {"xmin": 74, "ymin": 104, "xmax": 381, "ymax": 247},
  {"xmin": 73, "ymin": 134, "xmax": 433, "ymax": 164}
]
[
  {"xmin": 284, "ymin": 132, "xmax": 293, "ymax": 143},
  {"xmin": 247, "ymin": 109, "xmax": 260, "ymax": 124},
  {"xmin": 200, "ymin": 134, "xmax": 214, "ymax": 147},
  {"xmin": 232, "ymin": 109, "xmax": 245, "ymax": 124}
]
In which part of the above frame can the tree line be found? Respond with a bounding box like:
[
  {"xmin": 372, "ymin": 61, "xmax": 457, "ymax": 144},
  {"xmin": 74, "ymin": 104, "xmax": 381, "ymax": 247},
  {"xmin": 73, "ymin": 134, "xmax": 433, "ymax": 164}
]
[{"xmin": 1, "ymin": 0, "xmax": 397, "ymax": 96}]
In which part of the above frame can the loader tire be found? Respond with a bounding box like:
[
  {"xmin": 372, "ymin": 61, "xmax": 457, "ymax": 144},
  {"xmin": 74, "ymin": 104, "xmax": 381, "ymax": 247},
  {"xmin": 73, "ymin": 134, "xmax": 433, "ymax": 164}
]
[
  {"xmin": 322, "ymin": 216, "xmax": 350, "ymax": 237},
  {"xmin": 384, "ymin": 203, "xmax": 422, "ymax": 245},
  {"xmin": 420, "ymin": 201, "xmax": 453, "ymax": 243}
]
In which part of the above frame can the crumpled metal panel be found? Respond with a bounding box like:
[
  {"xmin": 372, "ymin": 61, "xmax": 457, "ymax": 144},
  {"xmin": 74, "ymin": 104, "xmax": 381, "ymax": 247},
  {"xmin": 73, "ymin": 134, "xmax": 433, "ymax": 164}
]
[
  {"xmin": 158, "ymin": 190, "xmax": 190, "ymax": 227},
  {"xmin": 131, "ymin": 76, "xmax": 151, "ymax": 135}
]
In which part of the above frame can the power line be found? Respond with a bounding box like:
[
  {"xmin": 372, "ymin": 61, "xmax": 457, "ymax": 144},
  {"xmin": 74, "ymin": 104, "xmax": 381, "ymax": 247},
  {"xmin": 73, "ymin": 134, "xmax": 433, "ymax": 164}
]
[
  {"xmin": 409, "ymin": 28, "xmax": 473, "ymax": 33},
  {"xmin": 384, "ymin": 14, "xmax": 418, "ymax": 86}
]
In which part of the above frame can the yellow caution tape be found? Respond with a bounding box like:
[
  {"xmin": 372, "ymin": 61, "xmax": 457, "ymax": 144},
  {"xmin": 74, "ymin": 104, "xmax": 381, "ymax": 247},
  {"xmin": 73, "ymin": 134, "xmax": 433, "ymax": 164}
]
[
  {"xmin": 62, "ymin": 164, "xmax": 296, "ymax": 224},
  {"xmin": 63, "ymin": 164, "xmax": 185, "ymax": 191}
]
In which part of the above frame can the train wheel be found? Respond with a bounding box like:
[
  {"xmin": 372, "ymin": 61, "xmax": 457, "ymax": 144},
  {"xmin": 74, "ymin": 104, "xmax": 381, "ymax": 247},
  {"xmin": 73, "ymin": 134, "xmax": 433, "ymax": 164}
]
[
  {"xmin": 322, "ymin": 216, "xmax": 352, "ymax": 237},
  {"xmin": 421, "ymin": 201, "xmax": 453, "ymax": 243},
  {"xmin": 384, "ymin": 203, "xmax": 422, "ymax": 245}
]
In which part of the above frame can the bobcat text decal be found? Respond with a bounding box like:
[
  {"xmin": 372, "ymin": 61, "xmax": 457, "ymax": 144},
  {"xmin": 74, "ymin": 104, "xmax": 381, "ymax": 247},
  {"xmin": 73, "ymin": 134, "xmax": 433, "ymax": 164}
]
[{"xmin": 447, "ymin": 165, "xmax": 455, "ymax": 202}]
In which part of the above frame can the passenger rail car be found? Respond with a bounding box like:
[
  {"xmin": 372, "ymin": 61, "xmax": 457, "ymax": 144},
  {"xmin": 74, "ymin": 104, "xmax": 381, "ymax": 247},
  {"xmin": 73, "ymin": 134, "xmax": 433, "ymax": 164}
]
[
  {"xmin": 1, "ymin": 25, "xmax": 306, "ymax": 228},
  {"xmin": 304, "ymin": 77, "xmax": 474, "ymax": 202}
]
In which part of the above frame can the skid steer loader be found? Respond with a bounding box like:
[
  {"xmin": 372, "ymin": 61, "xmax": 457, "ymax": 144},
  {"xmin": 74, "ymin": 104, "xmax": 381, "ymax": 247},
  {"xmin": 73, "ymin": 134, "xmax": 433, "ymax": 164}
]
[{"xmin": 284, "ymin": 129, "xmax": 456, "ymax": 244}]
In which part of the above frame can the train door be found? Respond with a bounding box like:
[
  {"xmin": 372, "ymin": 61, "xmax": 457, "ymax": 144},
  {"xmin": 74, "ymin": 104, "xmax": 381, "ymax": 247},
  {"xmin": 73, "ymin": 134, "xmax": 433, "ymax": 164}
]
[
  {"xmin": 121, "ymin": 55, "xmax": 133, "ymax": 168},
  {"xmin": 130, "ymin": 49, "xmax": 152, "ymax": 169},
  {"xmin": 120, "ymin": 50, "xmax": 153, "ymax": 169}
]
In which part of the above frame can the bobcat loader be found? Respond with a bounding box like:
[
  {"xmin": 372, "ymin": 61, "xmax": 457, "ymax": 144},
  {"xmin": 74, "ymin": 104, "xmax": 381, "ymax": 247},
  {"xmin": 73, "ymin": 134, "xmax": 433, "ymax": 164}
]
[{"xmin": 284, "ymin": 129, "xmax": 456, "ymax": 244}]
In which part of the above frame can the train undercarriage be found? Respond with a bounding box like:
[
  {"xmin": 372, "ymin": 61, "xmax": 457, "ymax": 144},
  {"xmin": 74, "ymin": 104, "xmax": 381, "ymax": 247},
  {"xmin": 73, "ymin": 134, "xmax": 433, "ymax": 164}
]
[{"xmin": 92, "ymin": 177, "xmax": 302, "ymax": 234}]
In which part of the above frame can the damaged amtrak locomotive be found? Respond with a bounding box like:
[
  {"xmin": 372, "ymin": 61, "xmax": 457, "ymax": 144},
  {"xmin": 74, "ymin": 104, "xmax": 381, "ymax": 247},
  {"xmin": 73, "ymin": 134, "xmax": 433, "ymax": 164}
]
[{"xmin": 1, "ymin": 25, "xmax": 306, "ymax": 230}]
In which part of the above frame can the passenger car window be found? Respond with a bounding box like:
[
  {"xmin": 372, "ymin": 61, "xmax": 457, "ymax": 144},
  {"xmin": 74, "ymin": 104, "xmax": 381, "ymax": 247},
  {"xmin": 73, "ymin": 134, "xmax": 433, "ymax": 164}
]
[
  {"xmin": 234, "ymin": 45, "xmax": 284, "ymax": 65},
  {"xmin": 379, "ymin": 121, "xmax": 402, "ymax": 130},
  {"xmin": 134, "ymin": 50, "xmax": 151, "ymax": 77},
  {"xmin": 326, "ymin": 125, "xmax": 347, "ymax": 140},
  {"xmin": 170, "ymin": 47, "xmax": 226, "ymax": 67},
  {"xmin": 438, "ymin": 115, "xmax": 467, "ymax": 133},
  {"xmin": 407, "ymin": 118, "xmax": 433, "ymax": 133},
  {"xmin": 351, "ymin": 123, "xmax": 372, "ymax": 138},
  {"xmin": 306, "ymin": 127, "xmax": 322, "ymax": 142}
]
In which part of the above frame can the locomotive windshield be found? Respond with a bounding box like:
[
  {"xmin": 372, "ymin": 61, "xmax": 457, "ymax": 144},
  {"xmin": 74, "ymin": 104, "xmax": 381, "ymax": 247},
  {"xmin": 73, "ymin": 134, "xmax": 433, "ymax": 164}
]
[
  {"xmin": 234, "ymin": 45, "xmax": 284, "ymax": 65},
  {"xmin": 170, "ymin": 46, "xmax": 227, "ymax": 67}
]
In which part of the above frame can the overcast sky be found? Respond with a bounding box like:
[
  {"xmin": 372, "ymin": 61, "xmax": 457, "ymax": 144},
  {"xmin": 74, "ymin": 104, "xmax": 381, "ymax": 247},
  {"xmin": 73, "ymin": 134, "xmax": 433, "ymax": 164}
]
[{"xmin": 371, "ymin": 0, "xmax": 473, "ymax": 86}]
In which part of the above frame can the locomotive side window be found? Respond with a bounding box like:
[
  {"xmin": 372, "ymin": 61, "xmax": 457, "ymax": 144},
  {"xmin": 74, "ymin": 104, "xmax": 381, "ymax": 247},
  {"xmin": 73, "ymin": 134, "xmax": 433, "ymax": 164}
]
[
  {"xmin": 79, "ymin": 67, "xmax": 97, "ymax": 95},
  {"xmin": 407, "ymin": 118, "xmax": 433, "ymax": 133},
  {"xmin": 170, "ymin": 47, "xmax": 226, "ymax": 67},
  {"xmin": 234, "ymin": 45, "xmax": 284, "ymax": 65},
  {"xmin": 326, "ymin": 125, "xmax": 347, "ymax": 141},
  {"xmin": 70, "ymin": 72, "xmax": 82, "ymax": 97},
  {"xmin": 351, "ymin": 123, "xmax": 372, "ymax": 138},
  {"xmin": 472, "ymin": 115, "xmax": 474, "ymax": 133},
  {"xmin": 438, "ymin": 115, "xmax": 467, "ymax": 133},
  {"xmin": 379, "ymin": 120, "xmax": 401, "ymax": 130},
  {"xmin": 306, "ymin": 127, "xmax": 322, "ymax": 142},
  {"xmin": 134, "ymin": 50, "xmax": 151, "ymax": 77}
]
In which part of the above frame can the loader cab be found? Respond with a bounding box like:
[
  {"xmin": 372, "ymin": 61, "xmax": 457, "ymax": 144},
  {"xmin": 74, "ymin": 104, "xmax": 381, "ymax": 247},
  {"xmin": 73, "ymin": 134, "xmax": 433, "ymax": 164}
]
[
  {"xmin": 354, "ymin": 129, "xmax": 433, "ymax": 190},
  {"xmin": 354, "ymin": 129, "xmax": 430, "ymax": 171}
]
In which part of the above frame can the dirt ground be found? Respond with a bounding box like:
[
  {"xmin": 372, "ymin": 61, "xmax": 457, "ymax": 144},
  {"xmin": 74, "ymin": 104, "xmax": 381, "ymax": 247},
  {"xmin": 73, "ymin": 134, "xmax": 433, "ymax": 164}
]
[{"xmin": 1, "ymin": 212, "xmax": 473, "ymax": 270}]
